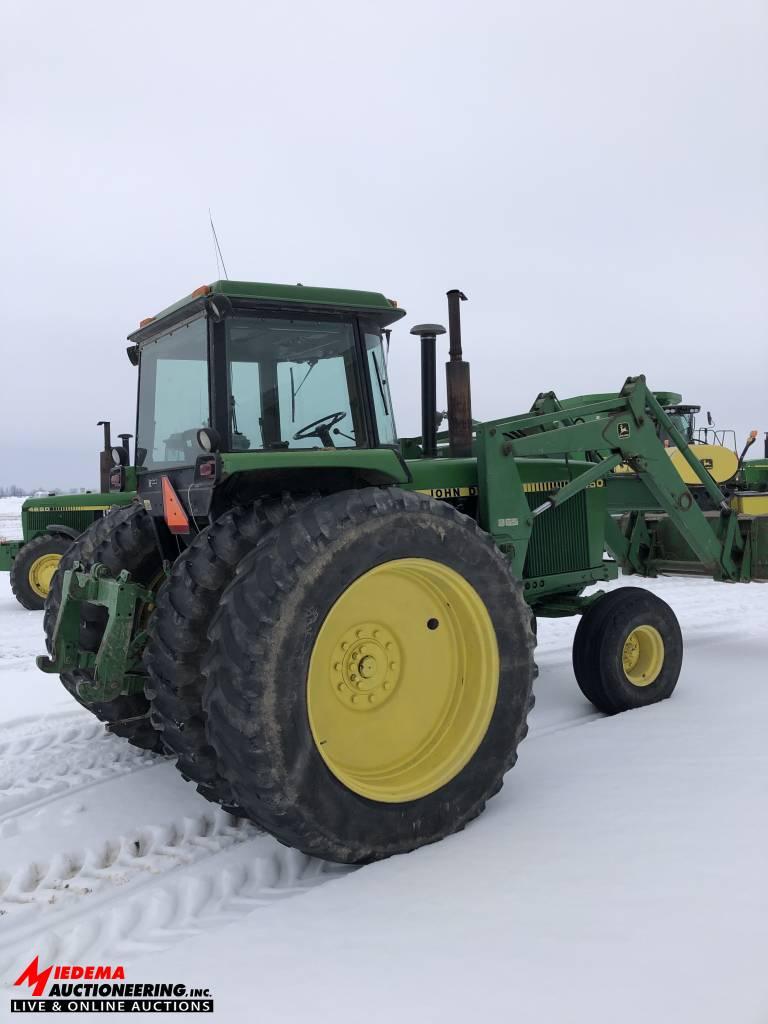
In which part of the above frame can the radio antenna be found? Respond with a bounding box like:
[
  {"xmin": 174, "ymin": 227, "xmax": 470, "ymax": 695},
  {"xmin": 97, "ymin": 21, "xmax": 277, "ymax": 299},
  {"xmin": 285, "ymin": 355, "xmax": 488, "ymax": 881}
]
[{"xmin": 208, "ymin": 209, "xmax": 229, "ymax": 280}]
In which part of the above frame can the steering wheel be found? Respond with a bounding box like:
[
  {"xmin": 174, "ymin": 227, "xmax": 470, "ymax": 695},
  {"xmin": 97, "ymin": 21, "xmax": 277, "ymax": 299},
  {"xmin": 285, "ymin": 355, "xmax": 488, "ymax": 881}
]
[{"xmin": 293, "ymin": 411, "xmax": 347, "ymax": 447}]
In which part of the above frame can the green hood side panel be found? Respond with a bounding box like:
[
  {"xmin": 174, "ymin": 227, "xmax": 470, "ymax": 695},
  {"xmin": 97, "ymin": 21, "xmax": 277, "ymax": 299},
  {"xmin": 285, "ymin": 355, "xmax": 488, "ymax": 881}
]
[{"xmin": 21, "ymin": 492, "xmax": 136, "ymax": 542}]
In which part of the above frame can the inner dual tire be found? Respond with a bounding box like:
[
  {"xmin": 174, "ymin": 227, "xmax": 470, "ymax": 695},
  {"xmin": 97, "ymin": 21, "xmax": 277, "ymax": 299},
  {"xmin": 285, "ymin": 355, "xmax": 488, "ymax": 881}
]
[
  {"xmin": 202, "ymin": 487, "xmax": 537, "ymax": 864},
  {"xmin": 572, "ymin": 587, "xmax": 683, "ymax": 714},
  {"xmin": 144, "ymin": 496, "xmax": 314, "ymax": 809}
]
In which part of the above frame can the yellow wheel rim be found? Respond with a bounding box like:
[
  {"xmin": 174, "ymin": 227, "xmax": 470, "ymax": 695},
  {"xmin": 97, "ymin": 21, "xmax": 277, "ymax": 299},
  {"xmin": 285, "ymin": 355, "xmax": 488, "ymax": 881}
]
[
  {"xmin": 307, "ymin": 558, "xmax": 499, "ymax": 803},
  {"xmin": 28, "ymin": 553, "xmax": 62, "ymax": 598},
  {"xmin": 622, "ymin": 625, "xmax": 665, "ymax": 686}
]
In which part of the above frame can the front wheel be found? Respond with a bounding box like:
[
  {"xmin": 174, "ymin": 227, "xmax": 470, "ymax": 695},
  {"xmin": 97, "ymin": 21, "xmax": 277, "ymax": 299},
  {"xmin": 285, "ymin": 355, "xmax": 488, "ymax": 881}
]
[
  {"xmin": 572, "ymin": 587, "xmax": 683, "ymax": 714},
  {"xmin": 203, "ymin": 488, "xmax": 536, "ymax": 864},
  {"xmin": 10, "ymin": 533, "xmax": 72, "ymax": 610}
]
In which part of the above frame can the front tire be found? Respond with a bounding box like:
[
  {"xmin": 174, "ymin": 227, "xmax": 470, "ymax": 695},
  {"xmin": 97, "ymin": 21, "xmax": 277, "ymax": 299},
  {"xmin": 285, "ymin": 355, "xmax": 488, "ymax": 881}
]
[
  {"xmin": 572, "ymin": 587, "xmax": 683, "ymax": 714},
  {"xmin": 10, "ymin": 533, "xmax": 71, "ymax": 610},
  {"xmin": 203, "ymin": 488, "xmax": 536, "ymax": 864}
]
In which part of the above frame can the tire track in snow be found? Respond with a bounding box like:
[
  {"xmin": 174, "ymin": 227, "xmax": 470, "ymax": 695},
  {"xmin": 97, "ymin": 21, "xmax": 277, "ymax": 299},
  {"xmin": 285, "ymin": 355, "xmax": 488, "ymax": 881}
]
[
  {"xmin": 0, "ymin": 665, "xmax": 598, "ymax": 975},
  {"xmin": 0, "ymin": 708, "xmax": 83, "ymax": 734},
  {"xmin": 0, "ymin": 657, "xmax": 38, "ymax": 672},
  {"xmin": 529, "ymin": 710, "xmax": 603, "ymax": 739},
  {"xmin": 0, "ymin": 808, "xmax": 348, "ymax": 977},
  {"xmin": 0, "ymin": 719, "xmax": 161, "ymax": 827}
]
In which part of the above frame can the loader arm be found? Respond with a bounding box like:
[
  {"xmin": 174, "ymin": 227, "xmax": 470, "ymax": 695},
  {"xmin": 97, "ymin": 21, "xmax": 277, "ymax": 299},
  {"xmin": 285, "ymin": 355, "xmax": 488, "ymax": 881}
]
[{"xmin": 480, "ymin": 375, "xmax": 748, "ymax": 582}]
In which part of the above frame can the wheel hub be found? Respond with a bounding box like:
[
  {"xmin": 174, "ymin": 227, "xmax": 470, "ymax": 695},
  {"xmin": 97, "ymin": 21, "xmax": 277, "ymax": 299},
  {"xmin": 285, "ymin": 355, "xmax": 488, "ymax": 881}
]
[{"xmin": 331, "ymin": 623, "xmax": 401, "ymax": 710}]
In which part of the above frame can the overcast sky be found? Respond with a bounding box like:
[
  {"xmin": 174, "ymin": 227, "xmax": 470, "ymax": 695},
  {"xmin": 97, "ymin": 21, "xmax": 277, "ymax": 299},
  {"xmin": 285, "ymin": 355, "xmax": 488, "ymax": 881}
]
[{"xmin": 1, "ymin": 0, "xmax": 766, "ymax": 489}]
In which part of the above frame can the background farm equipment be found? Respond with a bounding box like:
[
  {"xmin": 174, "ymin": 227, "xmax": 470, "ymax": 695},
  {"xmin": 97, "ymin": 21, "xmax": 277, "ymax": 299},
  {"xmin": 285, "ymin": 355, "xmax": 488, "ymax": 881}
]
[
  {"xmin": 39, "ymin": 279, "xmax": 768, "ymax": 864},
  {"xmin": 0, "ymin": 423, "xmax": 136, "ymax": 609}
]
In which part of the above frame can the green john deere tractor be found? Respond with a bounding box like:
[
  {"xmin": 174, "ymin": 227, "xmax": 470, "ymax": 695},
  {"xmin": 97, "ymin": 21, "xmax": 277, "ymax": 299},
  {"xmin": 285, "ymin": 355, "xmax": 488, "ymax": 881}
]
[
  {"xmin": 1, "ymin": 423, "xmax": 136, "ymax": 610},
  {"xmin": 39, "ymin": 280, "xmax": 768, "ymax": 863}
]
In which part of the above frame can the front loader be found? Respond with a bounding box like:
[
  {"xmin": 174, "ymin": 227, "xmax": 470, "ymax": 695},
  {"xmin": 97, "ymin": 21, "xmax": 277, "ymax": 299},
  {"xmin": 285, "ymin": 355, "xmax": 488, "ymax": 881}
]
[{"xmin": 39, "ymin": 280, "xmax": 768, "ymax": 862}]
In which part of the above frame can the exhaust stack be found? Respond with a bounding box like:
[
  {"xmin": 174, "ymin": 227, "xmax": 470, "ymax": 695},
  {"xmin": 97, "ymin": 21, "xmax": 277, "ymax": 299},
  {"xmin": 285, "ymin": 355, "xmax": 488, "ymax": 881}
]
[
  {"xmin": 445, "ymin": 289, "xmax": 473, "ymax": 458},
  {"xmin": 97, "ymin": 420, "xmax": 112, "ymax": 492}
]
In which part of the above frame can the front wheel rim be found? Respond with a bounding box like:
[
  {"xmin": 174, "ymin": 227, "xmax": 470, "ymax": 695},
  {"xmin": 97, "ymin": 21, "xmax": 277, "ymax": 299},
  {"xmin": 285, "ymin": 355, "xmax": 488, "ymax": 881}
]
[
  {"xmin": 622, "ymin": 624, "xmax": 665, "ymax": 686},
  {"xmin": 28, "ymin": 553, "xmax": 62, "ymax": 598},
  {"xmin": 307, "ymin": 557, "xmax": 500, "ymax": 803}
]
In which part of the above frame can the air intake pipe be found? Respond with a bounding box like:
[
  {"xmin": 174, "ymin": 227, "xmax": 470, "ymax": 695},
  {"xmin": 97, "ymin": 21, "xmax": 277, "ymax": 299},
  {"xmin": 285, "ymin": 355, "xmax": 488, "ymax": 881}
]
[
  {"xmin": 410, "ymin": 323, "xmax": 446, "ymax": 459},
  {"xmin": 445, "ymin": 289, "xmax": 473, "ymax": 458},
  {"xmin": 118, "ymin": 433, "xmax": 133, "ymax": 467}
]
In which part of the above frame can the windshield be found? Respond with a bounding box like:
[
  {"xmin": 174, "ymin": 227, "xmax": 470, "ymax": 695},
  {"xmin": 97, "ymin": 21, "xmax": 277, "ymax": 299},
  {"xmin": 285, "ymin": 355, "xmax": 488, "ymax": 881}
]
[
  {"xmin": 136, "ymin": 317, "xmax": 209, "ymax": 469},
  {"xmin": 665, "ymin": 409, "xmax": 696, "ymax": 444},
  {"xmin": 227, "ymin": 317, "xmax": 368, "ymax": 450}
]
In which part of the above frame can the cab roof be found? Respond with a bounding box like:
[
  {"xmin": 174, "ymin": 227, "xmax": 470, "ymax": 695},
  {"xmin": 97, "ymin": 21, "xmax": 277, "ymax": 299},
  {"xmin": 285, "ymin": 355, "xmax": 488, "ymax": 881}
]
[{"xmin": 129, "ymin": 279, "xmax": 406, "ymax": 342}]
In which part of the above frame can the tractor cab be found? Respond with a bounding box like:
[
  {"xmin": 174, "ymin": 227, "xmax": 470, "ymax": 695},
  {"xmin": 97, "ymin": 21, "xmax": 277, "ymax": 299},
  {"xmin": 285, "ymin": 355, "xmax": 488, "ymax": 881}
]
[
  {"xmin": 662, "ymin": 404, "xmax": 701, "ymax": 445},
  {"xmin": 131, "ymin": 282, "xmax": 404, "ymax": 470},
  {"xmin": 124, "ymin": 281, "xmax": 406, "ymax": 522}
]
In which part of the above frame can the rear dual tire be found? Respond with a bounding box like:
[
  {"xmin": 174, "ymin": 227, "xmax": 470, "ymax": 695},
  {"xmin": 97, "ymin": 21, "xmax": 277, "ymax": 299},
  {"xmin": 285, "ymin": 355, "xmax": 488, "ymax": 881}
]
[
  {"xmin": 202, "ymin": 488, "xmax": 537, "ymax": 864},
  {"xmin": 144, "ymin": 496, "xmax": 315, "ymax": 810}
]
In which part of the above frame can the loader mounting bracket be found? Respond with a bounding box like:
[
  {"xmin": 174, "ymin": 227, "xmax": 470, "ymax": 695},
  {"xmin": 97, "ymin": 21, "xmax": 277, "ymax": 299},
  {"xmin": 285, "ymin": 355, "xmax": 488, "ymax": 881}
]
[{"xmin": 36, "ymin": 562, "xmax": 153, "ymax": 702}]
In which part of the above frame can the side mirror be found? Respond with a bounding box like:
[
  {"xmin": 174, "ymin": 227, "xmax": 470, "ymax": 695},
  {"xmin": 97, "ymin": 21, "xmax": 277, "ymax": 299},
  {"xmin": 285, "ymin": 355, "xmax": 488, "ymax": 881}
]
[
  {"xmin": 197, "ymin": 427, "xmax": 222, "ymax": 453},
  {"xmin": 110, "ymin": 445, "xmax": 129, "ymax": 467}
]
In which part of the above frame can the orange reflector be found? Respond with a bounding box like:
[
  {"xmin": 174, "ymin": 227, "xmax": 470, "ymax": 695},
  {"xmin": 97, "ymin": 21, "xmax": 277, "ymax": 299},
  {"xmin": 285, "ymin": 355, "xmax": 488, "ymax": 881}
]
[
  {"xmin": 161, "ymin": 476, "xmax": 190, "ymax": 535},
  {"xmin": 139, "ymin": 316, "xmax": 155, "ymax": 328},
  {"xmin": 191, "ymin": 284, "xmax": 211, "ymax": 298}
]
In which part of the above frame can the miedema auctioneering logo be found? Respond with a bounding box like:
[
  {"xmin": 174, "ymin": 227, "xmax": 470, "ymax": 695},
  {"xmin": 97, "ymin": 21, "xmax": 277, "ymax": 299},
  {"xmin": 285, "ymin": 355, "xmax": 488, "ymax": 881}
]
[{"xmin": 11, "ymin": 956, "xmax": 214, "ymax": 1013}]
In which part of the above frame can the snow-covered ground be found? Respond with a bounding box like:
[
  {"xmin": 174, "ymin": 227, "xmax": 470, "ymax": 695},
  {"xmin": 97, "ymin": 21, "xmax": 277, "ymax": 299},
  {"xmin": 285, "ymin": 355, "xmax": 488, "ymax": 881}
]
[
  {"xmin": 0, "ymin": 497, "xmax": 766, "ymax": 1022},
  {"xmin": 0, "ymin": 497, "xmax": 25, "ymax": 543}
]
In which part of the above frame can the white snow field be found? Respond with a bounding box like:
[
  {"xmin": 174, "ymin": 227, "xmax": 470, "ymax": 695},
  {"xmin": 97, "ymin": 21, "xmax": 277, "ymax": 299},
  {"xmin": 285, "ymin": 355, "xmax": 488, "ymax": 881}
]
[{"xmin": 0, "ymin": 491, "xmax": 766, "ymax": 1022}]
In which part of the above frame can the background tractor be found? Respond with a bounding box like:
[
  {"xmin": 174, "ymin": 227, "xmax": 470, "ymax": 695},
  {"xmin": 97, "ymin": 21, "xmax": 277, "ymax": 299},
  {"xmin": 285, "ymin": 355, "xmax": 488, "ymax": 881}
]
[
  {"xmin": 39, "ymin": 280, "xmax": 768, "ymax": 863},
  {"xmin": 659, "ymin": 402, "xmax": 764, "ymax": 493},
  {"xmin": 0, "ymin": 422, "xmax": 136, "ymax": 609}
]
